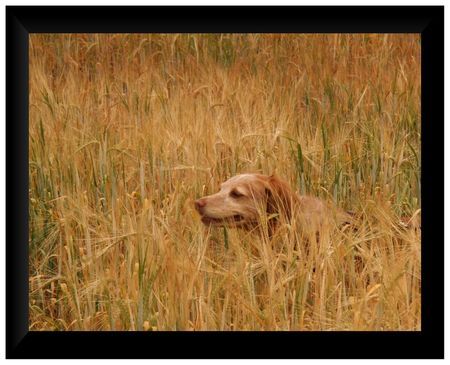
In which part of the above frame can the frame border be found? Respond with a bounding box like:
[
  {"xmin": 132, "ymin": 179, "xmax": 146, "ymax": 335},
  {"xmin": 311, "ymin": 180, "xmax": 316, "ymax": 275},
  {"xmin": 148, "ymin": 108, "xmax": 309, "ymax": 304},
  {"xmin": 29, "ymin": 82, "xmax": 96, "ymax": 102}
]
[{"xmin": 6, "ymin": 5, "xmax": 444, "ymax": 359}]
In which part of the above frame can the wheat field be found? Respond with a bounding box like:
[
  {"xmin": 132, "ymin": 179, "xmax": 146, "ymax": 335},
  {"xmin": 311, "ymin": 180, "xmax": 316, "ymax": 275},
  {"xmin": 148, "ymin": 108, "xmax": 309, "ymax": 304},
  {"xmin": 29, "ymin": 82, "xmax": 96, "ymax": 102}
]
[{"xmin": 29, "ymin": 34, "xmax": 421, "ymax": 331}]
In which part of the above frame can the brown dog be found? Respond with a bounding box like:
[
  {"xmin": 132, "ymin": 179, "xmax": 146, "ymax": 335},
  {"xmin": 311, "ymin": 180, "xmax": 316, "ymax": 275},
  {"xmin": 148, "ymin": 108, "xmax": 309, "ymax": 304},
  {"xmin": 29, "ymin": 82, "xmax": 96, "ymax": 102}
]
[{"xmin": 194, "ymin": 173, "xmax": 350, "ymax": 236}]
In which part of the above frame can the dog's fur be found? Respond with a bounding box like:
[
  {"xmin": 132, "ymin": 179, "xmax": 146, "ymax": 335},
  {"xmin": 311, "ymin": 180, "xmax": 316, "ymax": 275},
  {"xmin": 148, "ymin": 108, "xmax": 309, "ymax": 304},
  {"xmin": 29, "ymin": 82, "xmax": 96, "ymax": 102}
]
[{"xmin": 195, "ymin": 173, "xmax": 350, "ymax": 236}]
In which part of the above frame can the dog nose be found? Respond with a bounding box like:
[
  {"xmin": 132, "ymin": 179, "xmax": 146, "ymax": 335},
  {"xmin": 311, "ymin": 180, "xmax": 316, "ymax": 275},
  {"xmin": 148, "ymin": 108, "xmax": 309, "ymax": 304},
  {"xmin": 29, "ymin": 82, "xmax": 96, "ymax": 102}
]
[{"xmin": 195, "ymin": 199, "xmax": 206, "ymax": 212}]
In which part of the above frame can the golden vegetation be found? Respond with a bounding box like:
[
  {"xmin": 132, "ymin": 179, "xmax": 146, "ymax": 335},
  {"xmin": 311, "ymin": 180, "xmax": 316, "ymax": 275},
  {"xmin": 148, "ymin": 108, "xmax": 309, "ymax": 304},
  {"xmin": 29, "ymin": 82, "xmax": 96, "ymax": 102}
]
[{"xmin": 29, "ymin": 34, "xmax": 421, "ymax": 330}]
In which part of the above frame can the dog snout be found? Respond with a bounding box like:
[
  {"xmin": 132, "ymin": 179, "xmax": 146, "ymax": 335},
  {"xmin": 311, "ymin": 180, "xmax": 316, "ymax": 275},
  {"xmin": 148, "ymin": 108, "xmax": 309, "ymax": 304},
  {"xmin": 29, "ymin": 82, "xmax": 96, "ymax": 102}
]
[{"xmin": 195, "ymin": 198, "xmax": 207, "ymax": 213}]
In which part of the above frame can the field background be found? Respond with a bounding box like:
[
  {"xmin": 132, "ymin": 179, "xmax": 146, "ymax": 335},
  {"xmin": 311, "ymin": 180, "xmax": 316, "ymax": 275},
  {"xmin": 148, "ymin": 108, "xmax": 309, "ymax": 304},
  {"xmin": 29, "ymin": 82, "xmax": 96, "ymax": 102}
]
[{"xmin": 29, "ymin": 34, "xmax": 421, "ymax": 331}]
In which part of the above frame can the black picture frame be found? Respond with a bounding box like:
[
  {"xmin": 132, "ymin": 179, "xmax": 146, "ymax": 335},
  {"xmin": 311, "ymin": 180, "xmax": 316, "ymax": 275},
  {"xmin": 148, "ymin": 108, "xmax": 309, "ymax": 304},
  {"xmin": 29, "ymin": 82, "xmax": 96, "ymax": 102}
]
[{"xmin": 6, "ymin": 5, "xmax": 444, "ymax": 359}]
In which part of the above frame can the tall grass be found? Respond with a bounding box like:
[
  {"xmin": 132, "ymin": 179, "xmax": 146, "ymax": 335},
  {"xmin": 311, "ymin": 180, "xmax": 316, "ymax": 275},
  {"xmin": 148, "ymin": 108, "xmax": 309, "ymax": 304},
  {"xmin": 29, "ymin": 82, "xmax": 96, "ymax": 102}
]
[{"xmin": 29, "ymin": 34, "xmax": 421, "ymax": 330}]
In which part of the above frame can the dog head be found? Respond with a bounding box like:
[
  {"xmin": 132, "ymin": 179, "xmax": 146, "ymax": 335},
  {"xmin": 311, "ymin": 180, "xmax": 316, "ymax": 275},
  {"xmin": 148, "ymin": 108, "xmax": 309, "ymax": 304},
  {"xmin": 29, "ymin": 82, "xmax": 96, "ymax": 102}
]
[{"xmin": 194, "ymin": 173, "xmax": 295, "ymax": 233}]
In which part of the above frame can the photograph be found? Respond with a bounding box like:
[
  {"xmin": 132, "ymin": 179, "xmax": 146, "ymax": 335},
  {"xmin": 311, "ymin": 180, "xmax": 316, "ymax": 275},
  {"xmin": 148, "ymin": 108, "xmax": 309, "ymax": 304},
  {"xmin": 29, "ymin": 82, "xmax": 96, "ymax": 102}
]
[{"xmin": 28, "ymin": 33, "xmax": 422, "ymax": 332}]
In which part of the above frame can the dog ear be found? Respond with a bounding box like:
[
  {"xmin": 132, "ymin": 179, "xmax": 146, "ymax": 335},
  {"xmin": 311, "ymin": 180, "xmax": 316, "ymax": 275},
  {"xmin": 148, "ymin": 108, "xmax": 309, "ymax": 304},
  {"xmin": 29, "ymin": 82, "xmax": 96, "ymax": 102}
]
[{"xmin": 265, "ymin": 175, "xmax": 293, "ymax": 221}]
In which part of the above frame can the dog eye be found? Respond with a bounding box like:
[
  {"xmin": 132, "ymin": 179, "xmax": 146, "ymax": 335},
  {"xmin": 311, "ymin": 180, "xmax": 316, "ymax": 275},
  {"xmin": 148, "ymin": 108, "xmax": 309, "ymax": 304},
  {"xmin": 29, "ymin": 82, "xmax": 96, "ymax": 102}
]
[{"xmin": 230, "ymin": 190, "xmax": 244, "ymax": 198}]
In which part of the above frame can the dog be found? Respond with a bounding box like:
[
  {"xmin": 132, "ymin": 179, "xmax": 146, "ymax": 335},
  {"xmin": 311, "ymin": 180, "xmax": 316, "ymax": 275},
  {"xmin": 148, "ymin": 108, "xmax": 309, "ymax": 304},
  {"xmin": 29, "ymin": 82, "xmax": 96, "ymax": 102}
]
[{"xmin": 194, "ymin": 173, "xmax": 351, "ymax": 237}]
